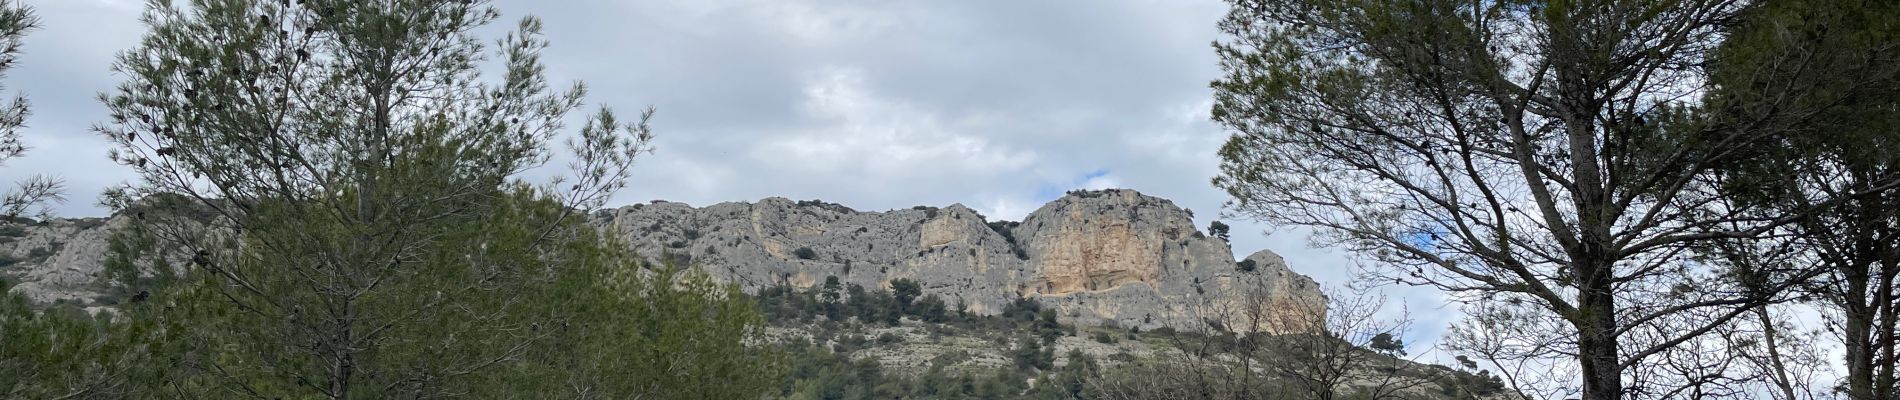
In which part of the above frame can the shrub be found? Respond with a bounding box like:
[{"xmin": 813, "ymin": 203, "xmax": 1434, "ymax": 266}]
[
  {"xmin": 1208, "ymin": 220, "xmax": 1230, "ymax": 242},
  {"xmin": 1093, "ymin": 332, "xmax": 1117, "ymax": 344},
  {"xmin": 1237, "ymin": 259, "xmax": 1258, "ymax": 272},
  {"xmin": 793, "ymin": 247, "xmax": 818, "ymax": 260},
  {"xmin": 890, "ymin": 279, "xmax": 922, "ymax": 308},
  {"xmin": 913, "ymin": 294, "xmax": 949, "ymax": 323},
  {"xmin": 25, "ymin": 246, "xmax": 54, "ymax": 259},
  {"xmin": 1011, "ymin": 336, "xmax": 1055, "ymax": 371},
  {"xmin": 931, "ymin": 350, "xmax": 973, "ymax": 367}
]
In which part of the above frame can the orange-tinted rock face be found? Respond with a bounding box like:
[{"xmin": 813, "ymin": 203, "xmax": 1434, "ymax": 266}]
[{"xmin": 1024, "ymin": 207, "xmax": 1161, "ymax": 295}]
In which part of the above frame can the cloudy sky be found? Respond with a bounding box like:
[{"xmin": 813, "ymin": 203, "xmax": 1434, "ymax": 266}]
[{"xmin": 8, "ymin": 0, "xmax": 1458, "ymax": 355}]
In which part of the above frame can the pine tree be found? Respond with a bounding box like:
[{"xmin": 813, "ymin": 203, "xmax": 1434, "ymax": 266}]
[{"xmin": 88, "ymin": 0, "xmax": 778, "ymax": 397}]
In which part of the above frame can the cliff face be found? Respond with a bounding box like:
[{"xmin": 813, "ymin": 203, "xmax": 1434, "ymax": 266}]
[
  {"xmin": 0, "ymin": 217, "xmax": 121, "ymax": 308},
  {"xmin": 0, "ymin": 189, "xmax": 1326, "ymax": 333},
  {"xmin": 596, "ymin": 189, "xmax": 1324, "ymax": 333}
]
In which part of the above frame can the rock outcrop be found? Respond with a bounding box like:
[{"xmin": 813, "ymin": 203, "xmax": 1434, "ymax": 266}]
[
  {"xmin": 596, "ymin": 189, "xmax": 1324, "ymax": 333},
  {"xmin": 1, "ymin": 189, "xmax": 1326, "ymax": 333},
  {"xmin": 0, "ymin": 217, "xmax": 120, "ymax": 306}
]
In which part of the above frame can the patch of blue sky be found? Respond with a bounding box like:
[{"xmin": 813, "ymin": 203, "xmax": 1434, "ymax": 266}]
[
  {"xmin": 1033, "ymin": 168, "xmax": 1112, "ymax": 203},
  {"xmin": 1398, "ymin": 226, "xmax": 1445, "ymax": 253}
]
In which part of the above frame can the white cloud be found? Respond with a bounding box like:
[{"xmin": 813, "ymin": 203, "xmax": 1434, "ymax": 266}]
[
  {"xmin": 977, "ymin": 195, "xmax": 1039, "ymax": 222},
  {"xmin": 751, "ymin": 66, "xmax": 1036, "ymax": 179},
  {"xmin": 755, "ymin": 2, "xmax": 903, "ymax": 45},
  {"xmin": 1079, "ymin": 173, "xmax": 1120, "ymax": 190}
]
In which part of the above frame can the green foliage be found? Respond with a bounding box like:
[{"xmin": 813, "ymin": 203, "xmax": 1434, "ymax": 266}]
[
  {"xmin": 1208, "ymin": 220, "xmax": 1230, "ymax": 242},
  {"xmin": 1706, "ymin": 2, "xmax": 1900, "ymax": 399},
  {"xmin": 49, "ymin": 0, "xmax": 788, "ymax": 397},
  {"xmin": 890, "ymin": 278, "xmax": 921, "ymax": 309},
  {"xmin": 913, "ymin": 293, "xmax": 950, "ymax": 323},
  {"xmin": 74, "ymin": 188, "xmax": 785, "ymax": 399},
  {"xmin": 794, "ymin": 246, "xmax": 819, "ymax": 260},
  {"xmin": 530, "ymin": 257, "xmax": 787, "ymax": 399},
  {"xmin": 99, "ymin": 220, "xmax": 175, "ymax": 304},
  {"xmin": 1370, "ymin": 332, "xmax": 1406, "ymax": 356},
  {"xmin": 1028, "ymin": 350, "xmax": 1100, "ymax": 399},
  {"xmin": 779, "ymin": 338, "xmax": 1110, "ymax": 400},
  {"xmin": 985, "ymin": 220, "xmax": 1030, "ymax": 260},
  {"xmin": 1011, "ymin": 335, "xmax": 1055, "ymax": 372},
  {"xmin": 0, "ymin": 279, "xmax": 181, "ymax": 398}
]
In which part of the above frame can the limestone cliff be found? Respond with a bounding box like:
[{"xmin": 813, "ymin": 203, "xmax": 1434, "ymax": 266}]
[
  {"xmin": 0, "ymin": 189, "xmax": 1326, "ymax": 333},
  {"xmin": 596, "ymin": 189, "xmax": 1325, "ymax": 333},
  {"xmin": 0, "ymin": 217, "xmax": 121, "ymax": 309}
]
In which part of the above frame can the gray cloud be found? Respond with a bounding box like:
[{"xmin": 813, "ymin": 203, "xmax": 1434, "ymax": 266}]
[{"xmin": 5, "ymin": 0, "xmax": 1459, "ymax": 355}]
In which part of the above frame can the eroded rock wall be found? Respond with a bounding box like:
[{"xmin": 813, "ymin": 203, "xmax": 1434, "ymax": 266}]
[
  {"xmin": 597, "ymin": 189, "xmax": 1325, "ymax": 333},
  {"xmin": 1, "ymin": 189, "xmax": 1327, "ymax": 333}
]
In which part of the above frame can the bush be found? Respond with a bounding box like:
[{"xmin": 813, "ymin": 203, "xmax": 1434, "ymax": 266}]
[
  {"xmin": 1011, "ymin": 336, "xmax": 1055, "ymax": 372},
  {"xmin": 1237, "ymin": 259, "xmax": 1257, "ymax": 272},
  {"xmin": 1208, "ymin": 220, "xmax": 1230, "ymax": 242},
  {"xmin": 793, "ymin": 247, "xmax": 818, "ymax": 260},
  {"xmin": 1093, "ymin": 332, "xmax": 1118, "ymax": 344},
  {"xmin": 913, "ymin": 294, "xmax": 949, "ymax": 323},
  {"xmin": 931, "ymin": 350, "xmax": 972, "ymax": 367},
  {"xmin": 25, "ymin": 245, "xmax": 54, "ymax": 260},
  {"xmin": 890, "ymin": 279, "xmax": 921, "ymax": 308}
]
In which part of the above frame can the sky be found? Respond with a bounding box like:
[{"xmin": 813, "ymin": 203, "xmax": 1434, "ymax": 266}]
[{"xmin": 6, "ymin": 0, "xmax": 1459, "ymax": 357}]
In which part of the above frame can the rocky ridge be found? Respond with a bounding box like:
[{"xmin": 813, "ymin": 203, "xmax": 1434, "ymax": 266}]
[
  {"xmin": 596, "ymin": 189, "xmax": 1323, "ymax": 333},
  {"xmin": 1, "ymin": 189, "xmax": 1325, "ymax": 333}
]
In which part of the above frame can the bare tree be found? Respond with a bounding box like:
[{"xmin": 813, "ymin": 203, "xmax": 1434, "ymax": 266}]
[
  {"xmin": 1095, "ymin": 278, "xmax": 1444, "ymax": 400},
  {"xmin": 1252, "ymin": 288, "xmax": 1435, "ymax": 400}
]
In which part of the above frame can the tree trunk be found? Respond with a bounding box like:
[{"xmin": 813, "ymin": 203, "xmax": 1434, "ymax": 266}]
[
  {"xmin": 331, "ymin": 322, "xmax": 354, "ymax": 399},
  {"xmin": 1577, "ymin": 259, "xmax": 1623, "ymax": 400},
  {"xmin": 1845, "ymin": 295, "xmax": 1875, "ymax": 400},
  {"xmin": 1576, "ymin": 310, "xmax": 1623, "ymax": 399},
  {"xmin": 1843, "ymin": 246, "xmax": 1878, "ymax": 400}
]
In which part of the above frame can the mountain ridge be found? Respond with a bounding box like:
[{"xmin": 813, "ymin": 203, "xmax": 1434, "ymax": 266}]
[
  {"xmin": 1, "ymin": 189, "xmax": 1325, "ymax": 333},
  {"xmin": 594, "ymin": 188, "xmax": 1323, "ymax": 333}
]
